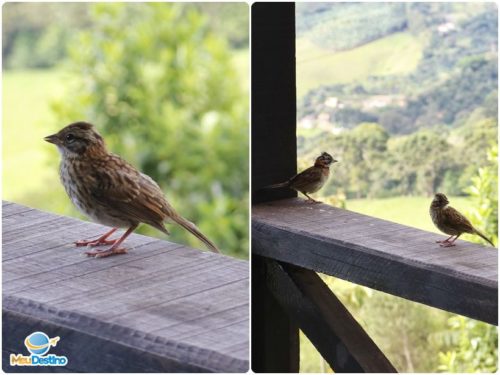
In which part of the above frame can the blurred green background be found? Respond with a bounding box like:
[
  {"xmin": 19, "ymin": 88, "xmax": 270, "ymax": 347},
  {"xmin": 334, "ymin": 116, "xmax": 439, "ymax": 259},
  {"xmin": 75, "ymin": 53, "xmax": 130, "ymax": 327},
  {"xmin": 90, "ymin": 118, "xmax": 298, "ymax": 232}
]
[
  {"xmin": 3, "ymin": 3, "xmax": 249, "ymax": 258},
  {"xmin": 296, "ymin": 3, "xmax": 497, "ymax": 372}
]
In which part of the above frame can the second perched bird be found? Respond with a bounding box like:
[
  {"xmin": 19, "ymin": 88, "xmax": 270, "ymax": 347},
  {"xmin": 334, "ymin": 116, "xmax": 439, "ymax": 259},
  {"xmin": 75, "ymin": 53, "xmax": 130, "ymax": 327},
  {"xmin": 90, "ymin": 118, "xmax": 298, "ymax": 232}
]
[
  {"xmin": 430, "ymin": 193, "xmax": 495, "ymax": 247},
  {"xmin": 45, "ymin": 121, "xmax": 220, "ymax": 257},
  {"xmin": 265, "ymin": 152, "xmax": 337, "ymax": 203}
]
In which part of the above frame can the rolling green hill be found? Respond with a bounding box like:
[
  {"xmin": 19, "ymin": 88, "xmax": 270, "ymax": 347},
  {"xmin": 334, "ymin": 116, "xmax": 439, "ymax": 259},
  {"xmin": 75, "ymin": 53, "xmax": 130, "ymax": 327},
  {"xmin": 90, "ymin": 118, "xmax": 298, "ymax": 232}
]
[
  {"xmin": 297, "ymin": 32, "xmax": 424, "ymax": 98},
  {"xmin": 297, "ymin": 3, "xmax": 497, "ymax": 134}
]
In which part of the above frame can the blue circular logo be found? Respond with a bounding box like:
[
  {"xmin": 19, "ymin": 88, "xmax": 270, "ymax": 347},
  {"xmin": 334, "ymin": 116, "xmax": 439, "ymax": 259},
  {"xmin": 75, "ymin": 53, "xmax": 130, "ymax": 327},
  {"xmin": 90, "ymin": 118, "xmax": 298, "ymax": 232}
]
[{"xmin": 25, "ymin": 332, "xmax": 51, "ymax": 355}]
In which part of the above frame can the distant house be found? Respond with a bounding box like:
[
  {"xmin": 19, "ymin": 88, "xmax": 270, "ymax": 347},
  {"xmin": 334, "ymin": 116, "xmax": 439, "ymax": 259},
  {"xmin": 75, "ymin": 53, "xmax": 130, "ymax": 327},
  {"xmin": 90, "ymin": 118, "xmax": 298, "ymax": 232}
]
[
  {"xmin": 362, "ymin": 95, "xmax": 406, "ymax": 110},
  {"xmin": 437, "ymin": 22, "xmax": 456, "ymax": 34},
  {"xmin": 324, "ymin": 97, "xmax": 339, "ymax": 108}
]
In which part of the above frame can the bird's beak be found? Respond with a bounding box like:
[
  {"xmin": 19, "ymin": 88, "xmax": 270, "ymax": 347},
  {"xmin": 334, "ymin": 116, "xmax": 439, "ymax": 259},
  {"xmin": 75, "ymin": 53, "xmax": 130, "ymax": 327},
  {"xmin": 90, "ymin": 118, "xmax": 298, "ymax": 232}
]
[
  {"xmin": 332, "ymin": 159, "xmax": 338, "ymax": 163},
  {"xmin": 44, "ymin": 134, "xmax": 59, "ymax": 144}
]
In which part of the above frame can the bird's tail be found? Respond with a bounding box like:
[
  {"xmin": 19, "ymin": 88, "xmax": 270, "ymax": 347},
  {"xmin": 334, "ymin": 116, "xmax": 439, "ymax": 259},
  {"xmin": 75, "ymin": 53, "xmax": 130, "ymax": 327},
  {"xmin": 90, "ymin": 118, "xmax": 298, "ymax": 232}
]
[
  {"xmin": 473, "ymin": 228, "xmax": 495, "ymax": 247},
  {"xmin": 172, "ymin": 215, "xmax": 220, "ymax": 253},
  {"xmin": 263, "ymin": 181, "xmax": 290, "ymax": 189}
]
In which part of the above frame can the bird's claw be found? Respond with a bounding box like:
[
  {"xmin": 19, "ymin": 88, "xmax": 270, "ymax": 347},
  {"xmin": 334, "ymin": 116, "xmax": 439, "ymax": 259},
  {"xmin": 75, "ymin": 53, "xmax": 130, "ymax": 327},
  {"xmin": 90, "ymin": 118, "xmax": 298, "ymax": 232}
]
[
  {"xmin": 75, "ymin": 239, "xmax": 118, "ymax": 247},
  {"xmin": 85, "ymin": 247, "xmax": 127, "ymax": 258},
  {"xmin": 439, "ymin": 242, "xmax": 456, "ymax": 248}
]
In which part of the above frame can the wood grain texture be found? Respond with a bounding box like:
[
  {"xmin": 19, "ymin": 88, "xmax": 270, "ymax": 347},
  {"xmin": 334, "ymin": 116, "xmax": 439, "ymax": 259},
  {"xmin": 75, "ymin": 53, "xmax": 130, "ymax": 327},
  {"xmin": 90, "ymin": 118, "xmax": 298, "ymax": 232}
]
[
  {"xmin": 252, "ymin": 198, "xmax": 498, "ymax": 325},
  {"xmin": 265, "ymin": 260, "xmax": 396, "ymax": 373},
  {"xmin": 3, "ymin": 201, "xmax": 248, "ymax": 373}
]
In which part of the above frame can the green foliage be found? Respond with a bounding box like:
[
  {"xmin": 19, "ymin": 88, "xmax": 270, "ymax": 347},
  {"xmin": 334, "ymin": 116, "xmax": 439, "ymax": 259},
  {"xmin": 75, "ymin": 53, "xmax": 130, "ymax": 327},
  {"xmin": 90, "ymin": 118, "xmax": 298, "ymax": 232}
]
[
  {"xmin": 436, "ymin": 316, "xmax": 497, "ymax": 372},
  {"xmin": 386, "ymin": 130, "xmax": 455, "ymax": 196},
  {"xmin": 359, "ymin": 291, "xmax": 446, "ymax": 372},
  {"xmin": 3, "ymin": 3, "xmax": 248, "ymax": 70},
  {"xmin": 296, "ymin": 32, "xmax": 423, "ymax": 99},
  {"xmin": 51, "ymin": 3, "xmax": 248, "ymax": 257},
  {"xmin": 298, "ymin": 116, "xmax": 497, "ymax": 199},
  {"xmin": 296, "ymin": 3, "xmax": 408, "ymax": 51},
  {"xmin": 2, "ymin": 3, "xmax": 91, "ymax": 69},
  {"xmin": 195, "ymin": 3, "xmax": 249, "ymax": 49},
  {"xmin": 463, "ymin": 145, "xmax": 498, "ymax": 247},
  {"xmin": 298, "ymin": 4, "xmax": 497, "ymax": 134},
  {"xmin": 299, "ymin": 55, "xmax": 497, "ymax": 135}
]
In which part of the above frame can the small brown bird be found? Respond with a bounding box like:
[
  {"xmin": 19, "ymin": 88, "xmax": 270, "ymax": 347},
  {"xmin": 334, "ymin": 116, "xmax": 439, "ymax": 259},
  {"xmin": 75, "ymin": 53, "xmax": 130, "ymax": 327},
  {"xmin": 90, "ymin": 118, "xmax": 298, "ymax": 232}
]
[
  {"xmin": 265, "ymin": 152, "xmax": 337, "ymax": 203},
  {"xmin": 430, "ymin": 193, "xmax": 495, "ymax": 247},
  {"xmin": 45, "ymin": 121, "xmax": 220, "ymax": 257}
]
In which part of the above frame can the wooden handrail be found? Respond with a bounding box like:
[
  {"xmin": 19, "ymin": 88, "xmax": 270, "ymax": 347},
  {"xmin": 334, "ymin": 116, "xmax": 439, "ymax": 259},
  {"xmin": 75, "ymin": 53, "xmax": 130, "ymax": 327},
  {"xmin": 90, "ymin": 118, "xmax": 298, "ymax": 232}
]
[
  {"xmin": 3, "ymin": 201, "xmax": 249, "ymax": 372},
  {"xmin": 253, "ymin": 198, "xmax": 498, "ymax": 325}
]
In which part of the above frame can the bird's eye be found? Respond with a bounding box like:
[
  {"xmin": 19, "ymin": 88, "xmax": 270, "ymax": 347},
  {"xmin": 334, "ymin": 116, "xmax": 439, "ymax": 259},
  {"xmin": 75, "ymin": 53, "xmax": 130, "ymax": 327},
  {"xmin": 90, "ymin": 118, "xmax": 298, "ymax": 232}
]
[{"xmin": 66, "ymin": 134, "xmax": 75, "ymax": 143}]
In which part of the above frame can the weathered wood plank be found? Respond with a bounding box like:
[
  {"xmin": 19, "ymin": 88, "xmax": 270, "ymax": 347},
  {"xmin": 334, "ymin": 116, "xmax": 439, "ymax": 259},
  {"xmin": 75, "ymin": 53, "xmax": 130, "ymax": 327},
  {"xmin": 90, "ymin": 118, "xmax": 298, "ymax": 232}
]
[
  {"xmin": 265, "ymin": 260, "xmax": 397, "ymax": 373},
  {"xmin": 3, "ymin": 201, "xmax": 249, "ymax": 372},
  {"xmin": 252, "ymin": 198, "xmax": 498, "ymax": 325}
]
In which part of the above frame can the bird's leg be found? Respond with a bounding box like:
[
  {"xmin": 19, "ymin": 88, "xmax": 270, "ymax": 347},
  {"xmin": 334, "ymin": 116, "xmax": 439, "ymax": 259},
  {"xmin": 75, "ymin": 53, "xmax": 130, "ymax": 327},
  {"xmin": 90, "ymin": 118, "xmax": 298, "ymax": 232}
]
[
  {"xmin": 85, "ymin": 225, "xmax": 137, "ymax": 258},
  {"xmin": 75, "ymin": 228, "xmax": 118, "ymax": 247},
  {"xmin": 440, "ymin": 235, "xmax": 459, "ymax": 247},
  {"xmin": 303, "ymin": 192, "xmax": 321, "ymax": 204},
  {"xmin": 436, "ymin": 235, "xmax": 454, "ymax": 244}
]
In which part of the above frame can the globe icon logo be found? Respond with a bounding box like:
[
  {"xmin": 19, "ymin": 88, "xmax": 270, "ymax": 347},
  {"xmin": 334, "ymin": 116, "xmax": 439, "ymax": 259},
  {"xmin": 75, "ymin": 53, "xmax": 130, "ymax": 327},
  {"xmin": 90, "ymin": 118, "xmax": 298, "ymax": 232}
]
[{"xmin": 24, "ymin": 332, "xmax": 59, "ymax": 356}]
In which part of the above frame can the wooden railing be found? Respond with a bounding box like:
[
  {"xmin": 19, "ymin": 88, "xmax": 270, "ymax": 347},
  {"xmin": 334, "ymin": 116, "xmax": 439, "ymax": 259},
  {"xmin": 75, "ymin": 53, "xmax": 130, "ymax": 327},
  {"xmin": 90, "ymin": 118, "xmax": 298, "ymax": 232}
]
[
  {"xmin": 3, "ymin": 201, "xmax": 249, "ymax": 373},
  {"xmin": 252, "ymin": 198, "xmax": 498, "ymax": 373}
]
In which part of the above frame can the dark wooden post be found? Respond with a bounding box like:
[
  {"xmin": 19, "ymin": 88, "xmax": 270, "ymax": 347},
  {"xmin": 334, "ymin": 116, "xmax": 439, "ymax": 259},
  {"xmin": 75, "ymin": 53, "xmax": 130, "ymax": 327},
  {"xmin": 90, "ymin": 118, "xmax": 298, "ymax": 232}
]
[
  {"xmin": 251, "ymin": 1, "xmax": 297, "ymax": 204},
  {"xmin": 251, "ymin": 2, "xmax": 300, "ymax": 372},
  {"xmin": 251, "ymin": 256, "xmax": 300, "ymax": 372}
]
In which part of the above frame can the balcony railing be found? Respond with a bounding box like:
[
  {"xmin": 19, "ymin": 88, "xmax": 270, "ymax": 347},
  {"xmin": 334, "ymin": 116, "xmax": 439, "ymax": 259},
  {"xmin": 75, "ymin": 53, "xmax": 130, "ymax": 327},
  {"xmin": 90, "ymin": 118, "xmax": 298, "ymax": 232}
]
[
  {"xmin": 252, "ymin": 198, "xmax": 497, "ymax": 372},
  {"xmin": 3, "ymin": 201, "xmax": 249, "ymax": 373}
]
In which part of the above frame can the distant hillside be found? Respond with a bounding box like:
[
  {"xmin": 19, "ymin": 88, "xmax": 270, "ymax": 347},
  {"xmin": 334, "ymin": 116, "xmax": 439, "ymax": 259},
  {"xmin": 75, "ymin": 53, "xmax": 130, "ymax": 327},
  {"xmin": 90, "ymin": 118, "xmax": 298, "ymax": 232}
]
[
  {"xmin": 296, "ymin": 32, "xmax": 424, "ymax": 97},
  {"xmin": 297, "ymin": 3, "xmax": 497, "ymax": 134},
  {"xmin": 296, "ymin": 3, "xmax": 408, "ymax": 51}
]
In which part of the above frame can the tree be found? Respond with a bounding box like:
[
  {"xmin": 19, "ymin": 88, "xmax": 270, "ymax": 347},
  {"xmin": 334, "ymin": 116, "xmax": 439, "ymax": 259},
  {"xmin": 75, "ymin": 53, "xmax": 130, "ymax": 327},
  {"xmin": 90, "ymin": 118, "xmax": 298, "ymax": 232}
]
[
  {"xmin": 52, "ymin": 3, "xmax": 248, "ymax": 257},
  {"xmin": 463, "ymin": 144, "xmax": 498, "ymax": 246},
  {"xmin": 436, "ymin": 316, "xmax": 497, "ymax": 372}
]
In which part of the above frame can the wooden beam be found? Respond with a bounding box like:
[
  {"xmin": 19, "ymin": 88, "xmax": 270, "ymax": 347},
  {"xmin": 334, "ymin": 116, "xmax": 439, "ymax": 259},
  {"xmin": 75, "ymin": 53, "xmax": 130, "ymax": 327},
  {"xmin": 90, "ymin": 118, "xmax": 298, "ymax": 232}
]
[
  {"xmin": 3, "ymin": 201, "xmax": 249, "ymax": 372},
  {"xmin": 251, "ymin": 2, "xmax": 297, "ymax": 204},
  {"xmin": 265, "ymin": 260, "xmax": 397, "ymax": 373},
  {"xmin": 252, "ymin": 255, "xmax": 299, "ymax": 372},
  {"xmin": 253, "ymin": 198, "xmax": 498, "ymax": 325}
]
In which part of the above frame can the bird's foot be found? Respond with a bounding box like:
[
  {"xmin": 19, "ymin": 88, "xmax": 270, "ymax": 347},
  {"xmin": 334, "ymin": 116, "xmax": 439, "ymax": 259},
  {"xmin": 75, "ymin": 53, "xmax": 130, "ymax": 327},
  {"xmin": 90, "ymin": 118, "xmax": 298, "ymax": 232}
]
[
  {"xmin": 435, "ymin": 240, "xmax": 447, "ymax": 243},
  {"xmin": 305, "ymin": 199, "xmax": 321, "ymax": 204},
  {"xmin": 85, "ymin": 247, "xmax": 127, "ymax": 258},
  {"xmin": 75, "ymin": 238, "xmax": 118, "ymax": 247},
  {"xmin": 439, "ymin": 242, "xmax": 456, "ymax": 248}
]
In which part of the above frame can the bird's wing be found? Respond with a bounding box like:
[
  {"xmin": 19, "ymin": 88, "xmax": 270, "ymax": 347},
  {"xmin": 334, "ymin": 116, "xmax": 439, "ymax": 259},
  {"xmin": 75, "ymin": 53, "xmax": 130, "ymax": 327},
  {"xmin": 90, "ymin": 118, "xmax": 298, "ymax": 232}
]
[
  {"xmin": 441, "ymin": 206, "xmax": 474, "ymax": 234},
  {"xmin": 289, "ymin": 166, "xmax": 322, "ymax": 191},
  {"xmin": 89, "ymin": 155, "xmax": 170, "ymax": 226}
]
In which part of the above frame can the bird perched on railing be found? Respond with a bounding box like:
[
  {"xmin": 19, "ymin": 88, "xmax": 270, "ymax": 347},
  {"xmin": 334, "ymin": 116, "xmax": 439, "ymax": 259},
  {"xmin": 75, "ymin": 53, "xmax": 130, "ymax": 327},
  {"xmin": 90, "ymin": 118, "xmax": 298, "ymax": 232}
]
[
  {"xmin": 264, "ymin": 152, "xmax": 338, "ymax": 203},
  {"xmin": 429, "ymin": 193, "xmax": 495, "ymax": 247},
  {"xmin": 45, "ymin": 121, "xmax": 220, "ymax": 258}
]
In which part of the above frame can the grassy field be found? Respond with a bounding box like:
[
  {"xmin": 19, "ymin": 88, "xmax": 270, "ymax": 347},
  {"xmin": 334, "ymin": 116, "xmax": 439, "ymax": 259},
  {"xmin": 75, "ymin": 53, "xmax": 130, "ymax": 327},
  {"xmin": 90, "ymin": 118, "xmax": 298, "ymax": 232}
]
[
  {"xmin": 2, "ymin": 68, "xmax": 73, "ymax": 207},
  {"xmin": 296, "ymin": 32, "xmax": 424, "ymax": 98},
  {"xmin": 345, "ymin": 195, "xmax": 475, "ymax": 234}
]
